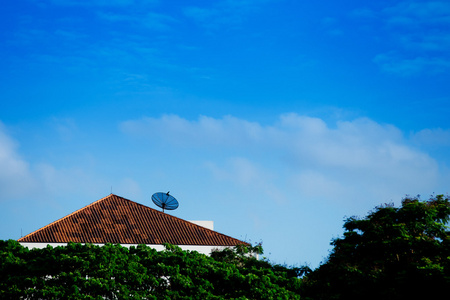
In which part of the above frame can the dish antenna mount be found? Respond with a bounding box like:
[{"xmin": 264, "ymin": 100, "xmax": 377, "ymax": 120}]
[{"xmin": 152, "ymin": 191, "xmax": 179, "ymax": 213}]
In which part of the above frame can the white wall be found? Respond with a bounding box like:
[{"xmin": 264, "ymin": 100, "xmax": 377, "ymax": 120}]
[
  {"xmin": 19, "ymin": 242, "xmax": 228, "ymax": 256},
  {"xmin": 188, "ymin": 220, "xmax": 214, "ymax": 230}
]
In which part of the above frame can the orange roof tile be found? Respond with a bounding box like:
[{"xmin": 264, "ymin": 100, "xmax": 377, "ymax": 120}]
[{"xmin": 18, "ymin": 194, "xmax": 246, "ymax": 246}]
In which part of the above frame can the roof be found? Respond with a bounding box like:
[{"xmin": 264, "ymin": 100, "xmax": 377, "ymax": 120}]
[{"xmin": 18, "ymin": 194, "xmax": 246, "ymax": 246}]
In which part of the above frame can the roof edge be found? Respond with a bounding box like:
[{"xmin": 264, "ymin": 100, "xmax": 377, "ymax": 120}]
[{"xmin": 18, "ymin": 194, "xmax": 115, "ymax": 242}]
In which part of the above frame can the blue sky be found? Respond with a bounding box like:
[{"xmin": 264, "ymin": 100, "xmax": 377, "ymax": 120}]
[{"xmin": 1, "ymin": 0, "xmax": 449, "ymax": 267}]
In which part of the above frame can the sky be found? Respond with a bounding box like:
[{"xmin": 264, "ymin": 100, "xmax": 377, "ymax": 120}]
[{"xmin": 1, "ymin": 0, "xmax": 449, "ymax": 268}]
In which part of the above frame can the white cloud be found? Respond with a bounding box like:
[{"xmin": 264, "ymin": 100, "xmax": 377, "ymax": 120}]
[
  {"xmin": 205, "ymin": 157, "xmax": 286, "ymax": 205},
  {"xmin": 0, "ymin": 121, "xmax": 111, "ymax": 202},
  {"xmin": 51, "ymin": 117, "xmax": 79, "ymax": 142},
  {"xmin": 121, "ymin": 114, "xmax": 266, "ymax": 147},
  {"xmin": 0, "ymin": 123, "xmax": 36, "ymax": 200},
  {"xmin": 292, "ymin": 170, "xmax": 347, "ymax": 199},
  {"xmin": 121, "ymin": 113, "xmax": 443, "ymax": 207},
  {"xmin": 412, "ymin": 128, "xmax": 450, "ymax": 146}
]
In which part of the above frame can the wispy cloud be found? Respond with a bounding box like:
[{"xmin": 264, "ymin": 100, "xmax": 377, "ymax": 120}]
[
  {"xmin": 399, "ymin": 33, "xmax": 450, "ymax": 52},
  {"xmin": 383, "ymin": 1, "xmax": 450, "ymax": 25},
  {"xmin": 47, "ymin": 0, "xmax": 150, "ymax": 6},
  {"xmin": 184, "ymin": 0, "xmax": 273, "ymax": 29},
  {"xmin": 384, "ymin": 1, "xmax": 450, "ymax": 53},
  {"xmin": 373, "ymin": 52, "xmax": 450, "ymax": 76},
  {"xmin": 98, "ymin": 11, "xmax": 177, "ymax": 31},
  {"xmin": 321, "ymin": 17, "xmax": 344, "ymax": 36},
  {"xmin": 354, "ymin": 1, "xmax": 450, "ymax": 76}
]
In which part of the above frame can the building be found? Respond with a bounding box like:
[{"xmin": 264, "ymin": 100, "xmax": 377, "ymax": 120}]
[{"xmin": 18, "ymin": 194, "xmax": 247, "ymax": 255}]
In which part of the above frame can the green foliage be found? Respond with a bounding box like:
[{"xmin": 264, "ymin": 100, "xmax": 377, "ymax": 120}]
[
  {"xmin": 0, "ymin": 241, "xmax": 302, "ymax": 299},
  {"xmin": 301, "ymin": 195, "xmax": 450, "ymax": 300}
]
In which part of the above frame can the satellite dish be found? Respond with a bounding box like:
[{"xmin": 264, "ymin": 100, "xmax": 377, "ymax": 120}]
[{"xmin": 152, "ymin": 192, "xmax": 179, "ymax": 212}]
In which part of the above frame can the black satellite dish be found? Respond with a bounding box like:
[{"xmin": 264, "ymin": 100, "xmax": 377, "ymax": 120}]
[{"xmin": 152, "ymin": 192, "xmax": 179, "ymax": 213}]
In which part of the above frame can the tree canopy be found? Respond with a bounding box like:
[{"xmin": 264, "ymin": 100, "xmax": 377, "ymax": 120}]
[
  {"xmin": 0, "ymin": 241, "xmax": 302, "ymax": 299},
  {"xmin": 301, "ymin": 195, "xmax": 450, "ymax": 300}
]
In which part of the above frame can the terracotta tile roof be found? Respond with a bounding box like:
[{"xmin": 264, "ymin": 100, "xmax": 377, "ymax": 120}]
[{"xmin": 18, "ymin": 194, "xmax": 246, "ymax": 246}]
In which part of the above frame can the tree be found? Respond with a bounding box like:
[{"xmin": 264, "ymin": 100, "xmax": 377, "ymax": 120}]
[
  {"xmin": 0, "ymin": 241, "xmax": 303, "ymax": 299},
  {"xmin": 301, "ymin": 195, "xmax": 450, "ymax": 300}
]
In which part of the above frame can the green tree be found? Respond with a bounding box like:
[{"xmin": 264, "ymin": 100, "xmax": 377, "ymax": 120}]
[
  {"xmin": 301, "ymin": 195, "xmax": 450, "ymax": 300},
  {"xmin": 0, "ymin": 241, "xmax": 303, "ymax": 299}
]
